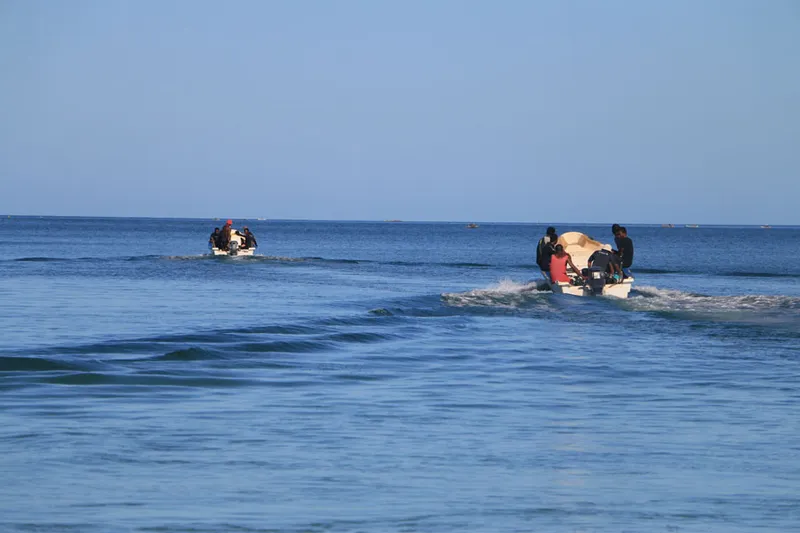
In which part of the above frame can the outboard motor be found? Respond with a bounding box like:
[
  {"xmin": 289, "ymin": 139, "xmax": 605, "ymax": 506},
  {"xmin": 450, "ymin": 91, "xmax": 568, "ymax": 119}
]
[
  {"xmin": 229, "ymin": 240, "xmax": 239, "ymax": 256},
  {"xmin": 586, "ymin": 266, "xmax": 607, "ymax": 296}
]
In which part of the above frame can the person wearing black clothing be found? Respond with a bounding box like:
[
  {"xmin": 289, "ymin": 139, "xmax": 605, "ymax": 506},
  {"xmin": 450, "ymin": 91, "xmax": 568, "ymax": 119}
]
[
  {"xmin": 536, "ymin": 227, "xmax": 558, "ymax": 281},
  {"xmin": 242, "ymin": 227, "xmax": 258, "ymax": 249},
  {"xmin": 611, "ymin": 223, "xmax": 622, "ymax": 251},
  {"xmin": 615, "ymin": 226, "xmax": 634, "ymax": 277},
  {"xmin": 587, "ymin": 248, "xmax": 623, "ymax": 282},
  {"xmin": 537, "ymin": 234, "xmax": 557, "ymax": 282},
  {"xmin": 209, "ymin": 227, "xmax": 220, "ymax": 248},
  {"xmin": 218, "ymin": 220, "xmax": 233, "ymax": 250}
]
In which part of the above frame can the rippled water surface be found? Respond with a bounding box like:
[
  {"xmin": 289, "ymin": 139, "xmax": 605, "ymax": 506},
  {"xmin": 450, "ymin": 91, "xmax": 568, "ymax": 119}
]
[{"xmin": 1, "ymin": 217, "xmax": 799, "ymax": 532}]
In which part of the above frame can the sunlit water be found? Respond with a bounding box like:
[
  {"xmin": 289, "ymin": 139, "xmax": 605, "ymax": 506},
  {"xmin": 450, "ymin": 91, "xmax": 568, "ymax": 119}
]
[{"xmin": 1, "ymin": 217, "xmax": 798, "ymax": 532}]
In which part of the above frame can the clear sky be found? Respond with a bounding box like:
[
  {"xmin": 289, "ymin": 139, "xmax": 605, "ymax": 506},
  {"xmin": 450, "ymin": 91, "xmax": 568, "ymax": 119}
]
[{"xmin": 1, "ymin": 0, "xmax": 798, "ymax": 224}]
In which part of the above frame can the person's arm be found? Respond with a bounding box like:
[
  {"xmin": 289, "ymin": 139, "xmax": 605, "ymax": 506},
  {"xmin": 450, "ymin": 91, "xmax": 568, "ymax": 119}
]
[{"xmin": 566, "ymin": 254, "xmax": 581, "ymax": 276}]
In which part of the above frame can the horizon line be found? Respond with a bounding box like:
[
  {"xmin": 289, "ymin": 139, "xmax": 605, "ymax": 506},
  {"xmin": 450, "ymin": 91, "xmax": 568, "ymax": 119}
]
[{"xmin": 0, "ymin": 214, "xmax": 791, "ymax": 227}]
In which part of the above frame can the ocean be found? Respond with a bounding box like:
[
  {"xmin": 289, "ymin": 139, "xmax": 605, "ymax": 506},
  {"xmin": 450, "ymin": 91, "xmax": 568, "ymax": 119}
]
[{"xmin": 1, "ymin": 217, "xmax": 798, "ymax": 533}]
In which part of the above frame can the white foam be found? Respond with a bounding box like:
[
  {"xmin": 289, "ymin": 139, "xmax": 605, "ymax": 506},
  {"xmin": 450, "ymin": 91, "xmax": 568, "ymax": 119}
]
[
  {"xmin": 628, "ymin": 285, "xmax": 800, "ymax": 313},
  {"xmin": 441, "ymin": 278, "xmax": 550, "ymax": 307}
]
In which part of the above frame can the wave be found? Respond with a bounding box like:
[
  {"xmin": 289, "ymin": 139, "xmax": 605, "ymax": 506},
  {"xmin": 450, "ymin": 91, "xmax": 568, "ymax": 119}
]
[
  {"xmin": 626, "ymin": 286, "xmax": 800, "ymax": 330},
  {"xmin": 387, "ymin": 260, "xmax": 520, "ymax": 269},
  {"xmin": 0, "ymin": 356, "xmax": 87, "ymax": 372},
  {"xmin": 325, "ymin": 332, "xmax": 398, "ymax": 344},
  {"xmin": 634, "ymin": 268, "xmax": 683, "ymax": 274},
  {"xmin": 12, "ymin": 257, "xmax": 71, "ymax": 262},
  {"xmin": 631, "ymin": 286, "xmax": 800, "ymax": 310},
  {"xmin": 630, "ymin": 268, "xmax": 797, "ymax": 278},
  {"xmin": 149, "ymin": 347, "xmax": 226, "ymax": 362},
  {"xmin": 441, "ymin": 278, "xmax": 550, "ymax": 307},
  {"xmin": 12, "ymin": 314, "xmax": 403, "ymax": 370},
  {"xmin": 721, "ymin": 271, "xmax": 799, "ymax": 279},
  {"xmin": 39, "ymin": 372, "xmax": 262, "ymax": 388}
]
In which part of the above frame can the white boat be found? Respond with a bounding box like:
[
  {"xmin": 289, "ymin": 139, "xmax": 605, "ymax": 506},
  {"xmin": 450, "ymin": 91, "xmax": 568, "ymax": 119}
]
[
  {"xmin": 210, "ymin": 229, "xmax": 256, "ymax": 256},
  {"xmin": 549, "ymin": 232, "xmax": 634, "ymax": 298}
]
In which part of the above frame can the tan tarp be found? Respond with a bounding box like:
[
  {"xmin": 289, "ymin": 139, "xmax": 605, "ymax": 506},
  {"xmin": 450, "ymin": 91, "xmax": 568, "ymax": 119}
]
[{"xmin": 556, "ymin": 232, "xmax": 611, "ymax": 270}]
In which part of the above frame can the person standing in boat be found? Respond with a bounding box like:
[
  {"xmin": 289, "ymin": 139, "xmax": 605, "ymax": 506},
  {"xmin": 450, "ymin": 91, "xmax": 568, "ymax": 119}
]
[
  {"xmin": 537, "ymin": 234, "xmax": 557, "ymax": 283},
  {"xmin": 550, "ymin": 244, "xmax": 582, "ymax": 284},
  {"xmin": 615, "ymin": 226, "xmax": 634, "ymax": 278},
  {"xmin": 218, "ymin": 220, "xmax": 233, "ymax": 250},
  {"xmin": 536, "ymin": 227, "xmax": 558, "ymax": 281}
]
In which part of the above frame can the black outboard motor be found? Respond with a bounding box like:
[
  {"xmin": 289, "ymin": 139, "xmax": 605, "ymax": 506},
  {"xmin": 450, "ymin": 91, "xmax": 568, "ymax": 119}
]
[{"xmin": 586, "ymin": 266, "xmax": 607, "ymax": 296}]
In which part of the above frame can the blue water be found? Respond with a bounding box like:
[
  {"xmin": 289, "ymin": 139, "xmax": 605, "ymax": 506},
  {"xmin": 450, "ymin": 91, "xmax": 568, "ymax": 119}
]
[{"xmin": 1, "ymin": 217, "xmax": 799, "ymax": 533}]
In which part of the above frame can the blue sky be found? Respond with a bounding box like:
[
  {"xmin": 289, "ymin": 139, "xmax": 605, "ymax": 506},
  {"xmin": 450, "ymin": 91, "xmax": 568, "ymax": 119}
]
[{"xmin": 1, "ymin": 0, "xmax": 798, "ymax": 224}]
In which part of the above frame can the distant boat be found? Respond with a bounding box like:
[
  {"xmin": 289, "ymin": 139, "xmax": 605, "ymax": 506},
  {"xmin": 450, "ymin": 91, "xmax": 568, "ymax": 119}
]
[
  {"xmin": 466, "ymin": 223, "xmax": 479, "ymax": 229},
  {"xmin": 256, "ymin": 218, "xmax": 266, "ymax": 221},
  {"xmin": 685, "ymin": 224, "xmax": 699, "ymax": 228},
  {"xmin": 384, "ymin": 219, "xmax": 402, "ymax": 222},
  {"xmin": 761, "ymin": 225, "xmax": 771, "ymax": 229},
  {"xmin": 661, "ymin": 224, "xmax": 674, "ymax": 228}
]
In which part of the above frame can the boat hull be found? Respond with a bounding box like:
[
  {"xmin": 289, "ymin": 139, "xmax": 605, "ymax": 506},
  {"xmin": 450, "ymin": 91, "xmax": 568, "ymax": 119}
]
[
  {"xmin": 210, "ymin": 247, "xmax": 255, "ymax": 257},
  {"xmin": 551, "ymin": 278, "xmax": 633, "ymax": 298}
]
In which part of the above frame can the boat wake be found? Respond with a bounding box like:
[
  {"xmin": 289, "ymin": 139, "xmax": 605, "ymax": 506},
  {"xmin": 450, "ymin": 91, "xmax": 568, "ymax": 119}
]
[
  {"xmin": 441, "ymin": 278, "xmax": 550, "ymax": 307},
  {"xmin": 162, "ymin": 254, "xmax": 354, "ymax": 263},
  {"xmin": 441, "ymin": 281, "xmax": 800, "ymax": 331},
  {"xmin": 630, "ymin": 285, "xmax": 800, "ymax": 311},
  {"xmin": 626, "ymin": 286, "xmax": 800, "ymax": 330}
]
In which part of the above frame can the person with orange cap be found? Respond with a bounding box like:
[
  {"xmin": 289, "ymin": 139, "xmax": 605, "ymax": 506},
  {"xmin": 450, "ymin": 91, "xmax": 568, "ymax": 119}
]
[{"xmin": 217, "ymin": 219, "xmax": 233, "ymax": 250}]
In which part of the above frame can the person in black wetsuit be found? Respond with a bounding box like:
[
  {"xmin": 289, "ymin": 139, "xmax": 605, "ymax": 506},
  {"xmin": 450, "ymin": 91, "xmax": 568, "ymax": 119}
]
[
  {"xmin": 241, "ymin": 227, "xmax": 258, "ymax": 249},
  {"xmin": 614, "ymin": 226, "xmax": 634, "ymax": 277},
  {"xmin": 536, "ymin": 227, "xmax": 557, "ymax": 281},
  {"xmin": 209, "ymin": 227, "xmax": 220, "ymax": 248},
  {"xmin": 587, "ymin": 248, "xmax": 623, "ymax": 282},
  {"xmin": 537, "ymin": 234, "xmax": 557, "ymax": 282}
]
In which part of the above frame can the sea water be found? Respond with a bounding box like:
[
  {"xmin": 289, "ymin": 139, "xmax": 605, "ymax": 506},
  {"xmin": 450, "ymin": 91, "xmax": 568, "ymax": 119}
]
[{"xmin": 1, "ymin": 217, "xmax": 798, "ymax": 532}]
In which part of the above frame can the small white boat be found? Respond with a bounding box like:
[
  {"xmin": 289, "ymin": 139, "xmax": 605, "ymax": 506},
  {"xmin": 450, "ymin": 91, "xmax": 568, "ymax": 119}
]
[
  {"xmin": 210, "ymin": 229, "xmax": 256, "ymax": 256},
  {"xmin": 549, "ymin": 232, "xmax": 634, "ymax": 298}
]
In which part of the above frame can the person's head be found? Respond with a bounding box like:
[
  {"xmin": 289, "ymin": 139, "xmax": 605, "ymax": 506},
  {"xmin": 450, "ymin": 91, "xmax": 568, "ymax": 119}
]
[
  {"xmin": 549, "ymin": 234, "xmax": 557, "ymax": 243},
  {"xmin": 226, "ymin": 219, "xmax": 233, "ymax": 226},
  {"xmin": 213, "ymin": 227, "xmax": 219, "ymax": 232},
  {"xmin": 618, "ymin": 226, "xmax": 627, "ymax": 237},
  {"xmin": 611, "ymin": 223, "xmax": 621, "ymax": 235},
  {"xmin": 546, "ymin": 226, "xmax": 556, "ymax": 236},
  {"xmin": 555, "ymin": 244, "xmax": 564, "ymax": 255}
]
